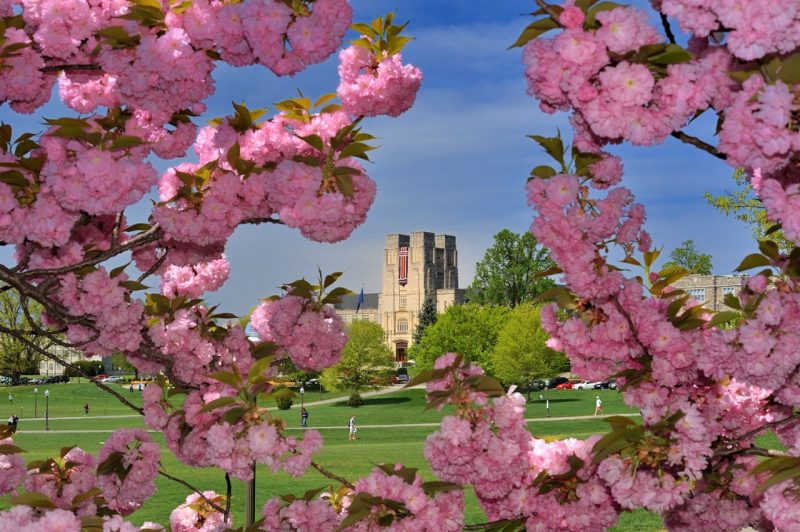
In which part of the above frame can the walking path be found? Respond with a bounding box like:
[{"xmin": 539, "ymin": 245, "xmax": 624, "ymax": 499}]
[{"xmin": 15, "ymin": 412, "xmax": 641, "ymax": 434}]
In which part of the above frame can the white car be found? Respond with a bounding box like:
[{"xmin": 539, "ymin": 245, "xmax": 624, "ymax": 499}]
[
  {"xmin": 101, "ymin": 376, "xmax": 122, "ymax": 383},
  {"xmin": 573, "ymin": 380, "xmax": 603, "ymax": 390}
]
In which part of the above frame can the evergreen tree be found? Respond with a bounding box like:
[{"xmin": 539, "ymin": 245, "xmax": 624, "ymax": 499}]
[{"xmin": 413, "ymin": 295, "xmax": 438, "ymax": 344}]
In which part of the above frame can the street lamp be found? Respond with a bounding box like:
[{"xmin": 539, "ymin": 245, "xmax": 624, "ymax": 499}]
[
  {"xmin": 299, "ymin": 386, "xmax": 305, "ymax": 427},
  {"xmin": 33, "ymin": 388, "xmax": 38, "ymax": 419},
  {"xmin": 44, "ymin": 389, "xmax": 49, "ymax": 431}
]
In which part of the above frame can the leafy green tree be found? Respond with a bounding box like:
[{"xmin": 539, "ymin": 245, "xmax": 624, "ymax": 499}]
[
  {"xmin": 704, "ymin": 168, "xmax": 794, "ymax": 251},
  {"xmin": 110, "ymin": 351, "xmax": 138, "ymax": 378},
  {"xmin": 0, "ymin": 288, "xmax": 47, "ymax": 384},
  {"xmin": 320, "ymin": 320, "xmax": 395, "ymax": 393},
  {"xmin": 413, "ymin": 295, "xmax": 437, "ymax": 344},
  {"xmin": 491, "ymin": 304, "xmax": 568, "ymax": 400},
  {"xmin": 466, "ymin": 229, "xmax": 556, "ymax": 308},
  {"xmin": 663, "ymin": 239, "xmax": 713, "ymax": 275},
  {"xmin": 409, "ymin": 303, "xmax": 509, "ymax": 374}
]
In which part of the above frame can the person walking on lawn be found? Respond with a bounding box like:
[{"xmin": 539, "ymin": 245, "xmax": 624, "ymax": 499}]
[{"xmin": 348, "ymin": 415, "xmax": 357, "ymax": 441}]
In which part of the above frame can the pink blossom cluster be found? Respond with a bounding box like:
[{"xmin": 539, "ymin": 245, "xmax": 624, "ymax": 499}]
[
  {"xmin": 425, "ymin": 392, "xmax": 532, "ymax": 516},
  {"xmin": 242, "ymin": 0, "xmax": 352, "ymax": 76},
  {"xmin": 0, "ymin": 507, "xmax": 82, "ymax": 531},
  {"xmin": 153, "ymin": 163, "xmax": 257, "ymax": 246},
  {"xmin": 0, "ymin": 153, "xmax": 80, "ymax": 248},
  {"xmin": 160, "ymin": 256, "xmax": 230, "ymax": 299},
  {"xmin": 659, "ymin": 0, "xmax": 800, "ymax": 60},
  {"xmin": 251, "ymin": 294, "xmax": 346, "ymax": 371},
  {"xmin": 0, "ymin": 28, "xmax": 53, "ymax": 113},
  {"xmin": 718, "ymin": 76, "xmax": 800, "ymax": 175},
  {"xmin": 756, "ymin": 175, "xmax": 800, "ymax": 244},
  {"xmin": 425, "ymin": 352, "xmax": 490, "ymax": 407},
  {"xmin": 97, "ymin": 28, "xmax": 215, "ymax": 121},
  {"xmin": 147, "ymin": 307, "xmax": 250, "ymax": 386},
  {"xmin": 169, "ymin": 491, "xmax": 229, "ymax": 532},
  {"xmin": 18, "ymin": 214, "xmax": 124, "ymax": 272},
  {"xmin": 349, "ymin": 466, "xmax": 464, "ymax": 531},
  {"xmin": 51, "ymin": 268, "xmax": 144, "ymax": 357},
  {"xmin": 0, "ymin": 439, "xmax": 25, "ymax": 495},
  {"xmin": 260, "ymin": 497, "xmax": 342, "ymax": 531},
  {"xmin": 266, "ymin": 159, "xmax": 376, "ymax": 243},
  {"xmin": 96, "ymin": 429, "xmax": 160, "ymax": 516},
  {"xmin": 337, "ymin": 45, "xmax": 423, "ymax": 117},
  {"xmin": 25, "ymin": 447, "xmax": 98, "ymax": 516},
  {"xmin": 39, "ymin": 129, "xmax": 157, "ymax": 216},
  {"xmin": 761, "ymin": 481, "xmax": 800, "ymax": 531}
]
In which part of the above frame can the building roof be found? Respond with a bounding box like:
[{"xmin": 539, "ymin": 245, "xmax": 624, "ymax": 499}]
[{"xmin": 333, "ymin": 292, "xmax": 379, "ymax": 311}]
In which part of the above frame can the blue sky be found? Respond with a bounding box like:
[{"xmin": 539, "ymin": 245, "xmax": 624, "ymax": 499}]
[{"xmin": 0, "ymin": 1, "xmax": 756, "ymax": 314}]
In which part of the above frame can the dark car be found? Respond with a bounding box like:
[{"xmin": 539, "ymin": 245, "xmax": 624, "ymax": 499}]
[
  {"xmin": 394, "ymin": 368, "xmax": 409, "ymax": 384},
  {"xmin": 597, "ymin": 379, "xmax": 617, "ymax": 389},
  {"xmin": 545, "ymin": 377, "xmax": 569, "ymax": 389}
]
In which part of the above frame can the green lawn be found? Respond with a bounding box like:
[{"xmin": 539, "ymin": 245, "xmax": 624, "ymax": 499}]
[{"xmin": 6, "ymin": 383, "xmax": 660, "ymax": 530}]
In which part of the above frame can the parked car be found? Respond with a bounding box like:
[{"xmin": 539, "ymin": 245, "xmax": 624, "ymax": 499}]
[
  {"xmin": 101, "ymin": 376, "xmax": 122, "ymax": 383},
  {"xmin": 393, "ymin": 368, "xmax": 409, "ymax": 385},
  {"xmin": 545, "ymin": 377, "xmax": 569, "ymax": 389},
  {"xmin": 597, "ymin": 379, "xmax": 617, "ymax": 389},
  {"xmin": 96, "ymin": 374, "xmax": 109, "ymax": 381},
  {"xmin": 555, "ymin": 382, "xmax": 573, "ymax": 390},
  {"xmin": 573, "ymin": 380, "xmax": 603, "ymax": 390}
]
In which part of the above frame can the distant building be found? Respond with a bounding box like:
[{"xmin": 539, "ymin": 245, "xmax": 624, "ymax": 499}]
[
  {"xmin": 672, "ymin": 274, "xmax": 747, "ymax": 311},
  {"xmin": 38, "ymin": 345, "xmax": 102, "ymax": 376},
  {"xmin": 333, "ymin": 232, "xmax": 466, "ymax": 362}
]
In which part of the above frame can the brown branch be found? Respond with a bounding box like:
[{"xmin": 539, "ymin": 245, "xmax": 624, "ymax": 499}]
[
  {"xmin": 464, "ymin": 519, "xmax": 523, "ymax": 531},
  {"xmin": 111, "ymin": 211, "xmax": 124, "ymax": 249},
  {"xmin": 21, "ymin": 224, "xmax": 163, "ymax": 279},
  {"xmin": 41, "ymin": 64, "xmax": 102, "ymax": 73},
  {"xmin": 241, "ymin": 216, "xmax": 284, "ymax": 226},
  {"xmin": 659, "ymin": 13, "xmax": 676, "ymax": 44},
  {"xmin": 224, "ymin": 473, "xmax": 232, "ymax": 523},
  {"xmin": 159, "ymin": 469, "xmax": 226, "ymax": 514},
  {"xmin": 310, "ymin": 460, "xmax": 354, "ymax": 489},
  {"xmin": 0, "ymin": 324, "xmax": 144, "ymax": 415},
  {"xmin": 671, "ymin": 131, "xmax": 727, "ymax": 160},
  {"xmin": 138, "ymin": 252, "xmax": 167, "ymax": 283},
  {"xmin": 0, "ymin": 265, "xmax": 95, "ymax": 327},
  {"xmin": 534, "ymin": 0, "xmax": 563, "ymax": 21}
]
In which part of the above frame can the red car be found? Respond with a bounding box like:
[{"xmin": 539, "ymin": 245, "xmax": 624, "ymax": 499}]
[{"xmin": 555, "ymin": 382, "xmax": 573, "ymax": 390}]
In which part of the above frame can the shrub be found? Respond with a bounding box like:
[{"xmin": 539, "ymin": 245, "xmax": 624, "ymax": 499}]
[
  {"xmin": 347, "ymin": 393, "xmax": 364, "ymax": 408},
  {"xmin": 276, "ymin": 396, "xmax": 293, "ymax": 410}
]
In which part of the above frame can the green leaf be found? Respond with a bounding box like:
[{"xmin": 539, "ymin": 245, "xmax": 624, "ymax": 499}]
[
  {"xmin": 252, "ymin": 341, "xmax": 280, "ymax": 360},
  {"xmin": 758, "ymin": 239, "xmax": 781, "ymax": 261},
  {"xmin": 323, "ymin": 271, "xmax": 343, "ymax": 289},
  {"xmin": 299, "ymin": 134, "xmax": 324, "ymax": 152},
  {"xmin": 71, "ymin": 487, "xmax": 101, "ymax": 507},
  {"xmin": 648, "ymin": 44, "xmax": 692, "ymax": 66},
  {"xmin": 777, "ymin": 52, "xmax": 800, "ymax": 85},
  {"xmin": 209, "ymin": 370, "xmax": 241, "ymax": 389},
  {"xmin": 735, "ymin": 253, "xmax": 772, "ymax": 272},
  {"xmin": 404, "ymin": 369, "xmax": 434, "ymax": 388},
  {"xmin": 96, "ymin": 450, "xmax": 124, "ymax": 476},
  {"xmin": 707, "ymin": 311, "xmax": 740, "ymax": 329},
  {"xmin": 334, "ymin": 173, "xmax": 354, "ymax": 198},
  {"xmin": 723, "ymin": 293, "xmax": 741, "ymax": 310},
  {"xmin": 0, "ymin": 443, "xmax": 24, "ymax": 454},
  {"xmin": 528, "ymin": 134, "xmax": 565, "ymax": 167},
  {"xmin": 10, "ymin": 492, "xmax": 56, "ymax": 509},
  {"xmin": 200, "ymin": 396, "xmax": 238, "ymax": 412},
  {"xmin": 508, "ymin": 17, "xmax": 559, "ymax": 49},
  {"xmin": 421, "ymin": 480, "xmax": 461, "ymax": 495},
  {"xmin": 221, "ymin": 407, "xmax": 246, "ymax": 425},
  {"xmin": 0, "ymin": 170, "xmax": 29, "ymax": 188},
  {"xmin": 530, "ymin": 165, "xmax": 557, "ymax": 179},
  {"xmin": 109, "ymin": 135, "xmax": 146, "ymax": 150},
  {"xmin": 339, "ymin": 142, "xmax": 376, "ymax": 160},
  {"xmin": 248, "ymin": 356, "xmax": 274, "ymax": 384},
  {"xmin": 120, "ymin": 280, "xmax": 148, "ymax": 291},
  {"xmin": 321, "ymin": 286, "xmax": 353, "ymax": 305}
]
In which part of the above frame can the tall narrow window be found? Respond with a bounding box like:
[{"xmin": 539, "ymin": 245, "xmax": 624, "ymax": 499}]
[{"xmin": 397, "ymin": 319, "xmax": 408, "ymax": 332}]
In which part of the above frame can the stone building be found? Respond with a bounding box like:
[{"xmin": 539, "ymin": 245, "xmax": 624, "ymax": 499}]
[
  {"xmin": 38, "ymin": 344, "xmax": 102, "ymax": 376},
  {"xmin": 672, "ymin": 274, "xmax": 747, "ymax": 311},
  {"xmin": 333, "ymin": 232, "xmax": 466, "ymax": 362}
]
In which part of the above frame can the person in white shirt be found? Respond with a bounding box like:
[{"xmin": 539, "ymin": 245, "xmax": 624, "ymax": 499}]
[
  {"xmin": 594, "ymin": 396, "xmax": 603, "ymax": 416},
  {"xmin": 349, "ymin": 415, "xmax": 357, "ymax": 441}
]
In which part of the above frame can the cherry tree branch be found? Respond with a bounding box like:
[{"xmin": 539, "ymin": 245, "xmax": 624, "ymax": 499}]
[
  {"xmin": 159, "ymin": 469, "xmax": 227, "ymax": 514},
  {"xmin": 41, "ymin": 64, "xmax": 102, "ymax": 73},
  {"xmin": 20, "ymin": 224, "xmax": 163, "ymax": 279},
  {"xmin": 660, "ymin": 13, "xmax": 676, "ymax": 44},
  {"xmin": 671, "ymin": 131, "xmax": 727, "ymax": 160},
  {"xmin": 310, "ymin": 459, "xmax": 354, "ymax": 489},
  {"xmin": 224, "ymin": 473, "xmax": 232, "ymax": 523},
  {"xmin": 0, "ymin": 323, "xmax": 144, "ymax": 415},
  {"xmin": 534, "ymin": 0, "xmax": 563, "ymax": 21}
]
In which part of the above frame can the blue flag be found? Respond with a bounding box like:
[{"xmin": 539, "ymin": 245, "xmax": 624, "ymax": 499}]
[{"xmin": 356, "ymin": 287, "xmax": 364, "ymax": 313}]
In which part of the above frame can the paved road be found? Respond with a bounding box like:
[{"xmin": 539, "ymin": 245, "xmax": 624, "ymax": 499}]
[{"xmin": 15, "ymin": 413, "xmax": 641, "ymax": 434}]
